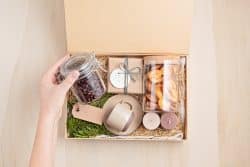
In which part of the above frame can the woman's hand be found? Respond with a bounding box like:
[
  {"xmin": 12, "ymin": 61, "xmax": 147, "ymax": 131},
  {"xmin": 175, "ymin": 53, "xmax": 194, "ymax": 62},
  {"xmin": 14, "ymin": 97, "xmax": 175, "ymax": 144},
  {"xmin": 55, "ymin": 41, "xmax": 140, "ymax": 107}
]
[
  {"xmin": 30, "ymin": 55, "xmax": 79, "ymax": 167},
  {"xmin": 39, "ymin": 55, "xmax": 79, "ymax": 121}
]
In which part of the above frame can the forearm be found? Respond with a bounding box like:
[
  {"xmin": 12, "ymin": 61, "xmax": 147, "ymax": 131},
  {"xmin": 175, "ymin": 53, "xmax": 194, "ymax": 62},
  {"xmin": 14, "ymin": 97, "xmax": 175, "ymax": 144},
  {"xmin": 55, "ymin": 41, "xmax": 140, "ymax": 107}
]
[
  {"xmin": 30, "ymin": 111, "xmax": 59, "ymax": 167},
  {"xmin": 30, "ymin": 55, "xmax": 78, "ymax": 167}
]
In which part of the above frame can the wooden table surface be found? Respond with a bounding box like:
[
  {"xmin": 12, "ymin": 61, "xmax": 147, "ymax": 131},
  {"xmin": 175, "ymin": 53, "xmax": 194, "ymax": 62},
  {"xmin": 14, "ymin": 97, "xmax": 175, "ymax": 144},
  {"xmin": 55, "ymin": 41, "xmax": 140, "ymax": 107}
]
[{"xmin": 0, "ymin": 0, "xmax": 249, "ymax": 167}]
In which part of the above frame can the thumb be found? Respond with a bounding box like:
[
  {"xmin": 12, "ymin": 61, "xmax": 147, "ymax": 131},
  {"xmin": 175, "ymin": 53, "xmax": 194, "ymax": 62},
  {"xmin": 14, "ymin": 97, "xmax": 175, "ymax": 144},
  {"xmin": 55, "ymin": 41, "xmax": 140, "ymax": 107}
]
[{"xmin": 59, "ymin": 71, "xmax": 80, "ymax": 93}]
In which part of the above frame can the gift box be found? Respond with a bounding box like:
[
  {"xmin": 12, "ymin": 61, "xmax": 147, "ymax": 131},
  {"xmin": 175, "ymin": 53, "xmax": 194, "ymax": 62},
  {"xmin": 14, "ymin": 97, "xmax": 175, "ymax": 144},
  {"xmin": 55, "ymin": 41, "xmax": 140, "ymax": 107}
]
[
  {"xmin": 107, "ymin": 57, "xmax": 143, "ymax": 94},
  {"xmin": 63, "ymin": 0, "xmax": 193, "ymax": 141},
  {"xmin": 65, "ymin": 54, "xmax": 188, "ymax": 141}
]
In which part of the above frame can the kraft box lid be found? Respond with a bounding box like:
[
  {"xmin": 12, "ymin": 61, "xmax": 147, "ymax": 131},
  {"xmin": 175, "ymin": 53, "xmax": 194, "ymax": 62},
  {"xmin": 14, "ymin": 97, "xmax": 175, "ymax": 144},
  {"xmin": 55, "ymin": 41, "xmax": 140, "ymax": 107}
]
[{"xmin": 64, "ymin": 0, "xmax": 193, "ymax": 54}]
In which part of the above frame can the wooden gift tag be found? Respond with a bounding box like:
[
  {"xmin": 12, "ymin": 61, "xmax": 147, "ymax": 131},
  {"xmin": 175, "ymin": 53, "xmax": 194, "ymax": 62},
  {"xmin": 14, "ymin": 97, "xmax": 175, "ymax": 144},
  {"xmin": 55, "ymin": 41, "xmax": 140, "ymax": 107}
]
[{"xmin": 72, "ymin": 104, "xmax": 104, "ymax": 125}]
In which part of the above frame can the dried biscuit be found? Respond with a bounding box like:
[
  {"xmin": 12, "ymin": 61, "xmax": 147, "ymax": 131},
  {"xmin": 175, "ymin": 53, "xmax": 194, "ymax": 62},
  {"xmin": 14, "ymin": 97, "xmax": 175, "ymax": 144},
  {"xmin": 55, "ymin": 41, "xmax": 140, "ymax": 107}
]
[
  {"xmin": 146, "ymin": 80, "xmax": 152, "ymax": 92},
  {"xmin": 169, "ymin": 89, "xmax": 178, "ymax": 103},
  {"xmin": 155, "ymin": 86, "xmax": 163, "ymax": 99},
  {"xmin": 158, "ymin": 98, "xmax": 171, "ymax": 111},
  {"xmin": 164, "ymin": 87, "xmax": 178, "ymax": 103},
  {"xmin": 147, "ymin": 69, "xmax": 163, "ymax": 83},
  {"xmin": 146, "ymin": 93, "xmax": 157, "ymax": 103},
  {"xmin": 146, "ymin": 101, "xmax": 158, "ymax": 110},
  {"xmin": 151, "ymin": 64, "xmax": 163, "ymax": 70},
  {"xmin": 168, "ymin": 80, "xmax": 177, "ymax": 90}
]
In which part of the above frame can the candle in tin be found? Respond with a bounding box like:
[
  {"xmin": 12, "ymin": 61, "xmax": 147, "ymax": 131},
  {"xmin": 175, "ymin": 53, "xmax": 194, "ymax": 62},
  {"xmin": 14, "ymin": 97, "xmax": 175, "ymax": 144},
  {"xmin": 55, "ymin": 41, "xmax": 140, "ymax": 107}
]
[
  {"xmin": 161, "ymin": 112, "xmax": 178, "ymax": 130},
  {"xmin": 143, "ymin": 112, "xmax": 160, "ymax": 130}
]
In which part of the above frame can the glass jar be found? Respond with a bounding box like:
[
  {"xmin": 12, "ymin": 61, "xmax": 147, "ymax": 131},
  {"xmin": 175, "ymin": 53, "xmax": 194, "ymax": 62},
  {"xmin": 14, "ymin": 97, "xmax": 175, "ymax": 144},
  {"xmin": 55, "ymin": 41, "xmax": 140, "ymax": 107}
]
[
  {"xmin": 144, "ymin": 56, "xmax": 185, "ymax": 112},
  {"xmin": 56, "ymin": 53, "xmax": 106, "ymax": 103}
]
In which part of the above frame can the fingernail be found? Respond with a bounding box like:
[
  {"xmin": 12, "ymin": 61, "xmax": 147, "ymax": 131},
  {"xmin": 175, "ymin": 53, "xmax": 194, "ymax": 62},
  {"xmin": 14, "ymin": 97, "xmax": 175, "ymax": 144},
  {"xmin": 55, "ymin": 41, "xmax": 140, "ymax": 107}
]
[{"xmin": 70, "ymin": 71, "xmax": 80, "ymax": 79}]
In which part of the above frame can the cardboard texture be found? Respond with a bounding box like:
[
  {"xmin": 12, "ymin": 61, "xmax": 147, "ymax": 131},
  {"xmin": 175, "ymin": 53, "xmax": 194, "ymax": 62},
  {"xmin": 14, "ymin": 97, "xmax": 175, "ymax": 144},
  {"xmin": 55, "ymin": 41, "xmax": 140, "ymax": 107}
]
[
  {"xmin": 72, "ymin": 104, "xmax": 104, "ymax": 125},
  {"xmin": 108, "ymin": 57, "xmax": 143, "ymax": 94},
  {"xmin": 64, "ymin": 0, "xmax": 193, "ymax": 54},
  {"xmin": 64, "ymin": 0, "xmax": 193, "ymax": 141}
]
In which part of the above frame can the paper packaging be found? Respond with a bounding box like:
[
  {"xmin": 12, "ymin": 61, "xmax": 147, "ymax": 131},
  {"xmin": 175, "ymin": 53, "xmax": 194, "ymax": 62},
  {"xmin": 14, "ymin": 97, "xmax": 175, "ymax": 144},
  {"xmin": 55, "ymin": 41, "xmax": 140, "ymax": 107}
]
[
  {"xmin": 72, "ymin": 104, "xmax": 104, "ymax": 125},
  {"xmin": 63, "ymin": 0, "xmax": 193, "ymax": 141},
  {"xmin": 64, "ymin": 0, "xmax": 193, "ymax": 53},
  {"xmin": 108, "ymin": 57, "xmax": 143, "ymax": 94}
]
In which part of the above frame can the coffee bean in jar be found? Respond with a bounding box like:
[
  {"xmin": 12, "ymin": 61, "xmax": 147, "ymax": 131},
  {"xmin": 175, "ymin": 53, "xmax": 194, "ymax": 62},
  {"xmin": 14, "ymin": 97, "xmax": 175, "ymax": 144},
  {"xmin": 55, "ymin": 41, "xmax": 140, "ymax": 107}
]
[{"xmin": 56, "ymin": 53, "xmax": 106, "ymax": 104}]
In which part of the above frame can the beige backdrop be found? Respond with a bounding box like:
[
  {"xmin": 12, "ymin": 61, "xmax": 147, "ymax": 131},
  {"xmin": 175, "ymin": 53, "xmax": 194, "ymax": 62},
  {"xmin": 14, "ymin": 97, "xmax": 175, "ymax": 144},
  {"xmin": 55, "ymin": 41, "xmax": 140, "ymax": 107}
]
[{"xmin": 0, "ymin": 0, "xmax": 249, "ymax": 167}]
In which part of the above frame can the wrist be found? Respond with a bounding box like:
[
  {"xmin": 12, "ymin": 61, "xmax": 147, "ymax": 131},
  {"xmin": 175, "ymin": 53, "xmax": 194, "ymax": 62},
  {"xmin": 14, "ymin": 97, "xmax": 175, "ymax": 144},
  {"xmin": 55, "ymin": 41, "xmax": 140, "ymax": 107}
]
[
  {"xmin": 38, "ymin": 114, "xmax": 59, "ymax": 131},
  {"xmin": 39, "ymin": 108, "xmax": 60, "ymax": 125}
]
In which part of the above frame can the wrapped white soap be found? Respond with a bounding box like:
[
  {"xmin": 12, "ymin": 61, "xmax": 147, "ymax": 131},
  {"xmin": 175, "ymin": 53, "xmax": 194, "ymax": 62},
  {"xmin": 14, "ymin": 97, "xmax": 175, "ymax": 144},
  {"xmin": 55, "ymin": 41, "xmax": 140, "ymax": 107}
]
[{"xmin": 142, "ymin": 112, "xmax": 160, "ymax": 130}]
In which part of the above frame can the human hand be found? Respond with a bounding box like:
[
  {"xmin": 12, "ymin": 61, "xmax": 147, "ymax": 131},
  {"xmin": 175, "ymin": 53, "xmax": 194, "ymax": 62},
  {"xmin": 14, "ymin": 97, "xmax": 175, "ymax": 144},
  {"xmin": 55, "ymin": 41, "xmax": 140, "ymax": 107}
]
[{"xmin": 39, "ymin": 55, "xmax": 79, "ymax": 121}]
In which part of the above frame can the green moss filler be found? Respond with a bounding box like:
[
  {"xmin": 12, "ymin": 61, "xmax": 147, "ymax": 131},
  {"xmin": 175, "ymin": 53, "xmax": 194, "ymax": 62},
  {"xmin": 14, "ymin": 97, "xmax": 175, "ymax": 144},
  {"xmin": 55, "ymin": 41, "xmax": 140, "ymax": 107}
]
[{"xmin": 67, "ymin": 93, "xmax": 113, "ymax": 138}]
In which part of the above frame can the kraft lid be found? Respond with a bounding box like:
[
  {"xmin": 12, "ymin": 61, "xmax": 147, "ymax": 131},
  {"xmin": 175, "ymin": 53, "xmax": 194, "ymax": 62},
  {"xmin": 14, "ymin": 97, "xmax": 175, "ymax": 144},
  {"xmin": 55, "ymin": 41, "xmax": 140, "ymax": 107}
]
[{"xmin": 64, "ymin": 0, "xmax": 193, "ymax": 54}]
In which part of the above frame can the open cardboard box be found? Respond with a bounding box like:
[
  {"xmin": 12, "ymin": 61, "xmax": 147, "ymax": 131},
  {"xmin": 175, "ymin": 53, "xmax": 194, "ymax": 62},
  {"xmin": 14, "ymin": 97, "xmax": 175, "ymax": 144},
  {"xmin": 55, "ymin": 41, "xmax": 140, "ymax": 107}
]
[{"xmin": 63, "ymin": 0, "xmax": 193, "ymax": 141}]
